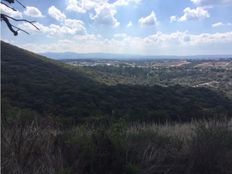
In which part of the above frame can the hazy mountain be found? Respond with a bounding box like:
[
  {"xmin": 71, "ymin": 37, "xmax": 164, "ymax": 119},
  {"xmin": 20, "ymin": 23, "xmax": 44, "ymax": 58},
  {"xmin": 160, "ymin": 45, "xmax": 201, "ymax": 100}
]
[
  {"xmin": 41, "ymin": 52, "xmax": 232, "ymax": 60},
  {"xmin": 41, "ymin": 52, "xmax": 157, "ymax": 60}
]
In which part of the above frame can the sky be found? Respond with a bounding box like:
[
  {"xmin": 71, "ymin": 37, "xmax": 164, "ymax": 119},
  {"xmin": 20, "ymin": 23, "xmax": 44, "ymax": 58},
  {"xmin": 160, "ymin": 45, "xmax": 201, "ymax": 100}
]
[{"xmin": 1, "ymin": 0, "xmax": 232, "ymax": 55}]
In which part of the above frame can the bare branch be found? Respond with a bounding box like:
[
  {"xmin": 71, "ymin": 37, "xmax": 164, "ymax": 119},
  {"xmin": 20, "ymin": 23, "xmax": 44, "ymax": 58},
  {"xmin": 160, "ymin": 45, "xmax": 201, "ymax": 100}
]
[
  {"xmin": 2, "ymin": 0, "xmax": 25, "ymax": 8},
  {"xmin": 2, "ymin": 14, "xmax": 40, "ymax": 30},
  {"xmin": 1, "ymin": 14, "xmax": 18, "ymax": 35},
  {"xmin": 12, "ymin": 25, "xmax": 30, "ymax": 35},
  {"xmin": 2, "ymin": 0, "xmax": 15, "ymax": 4},
  {"xmin": 1, "ymin": 0, "xmax": 39, "ymax": 35},
  {"xmin": 15, "ymin": 0, "xmax": 26, "ymax": 8},
  {"xmin": 16, "ymin": 0, "xmax": 26, "ymax": 8},
  {"xmin": 0, "ymin": 2, "xmax": 17, "ymax": 11}
]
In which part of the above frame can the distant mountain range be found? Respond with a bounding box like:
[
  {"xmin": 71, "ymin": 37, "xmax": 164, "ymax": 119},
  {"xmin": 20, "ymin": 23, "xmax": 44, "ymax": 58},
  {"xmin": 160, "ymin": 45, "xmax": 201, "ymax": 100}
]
[{"xmin": 41, "ymin": 52, "xmax": 232, "ymax": 60}]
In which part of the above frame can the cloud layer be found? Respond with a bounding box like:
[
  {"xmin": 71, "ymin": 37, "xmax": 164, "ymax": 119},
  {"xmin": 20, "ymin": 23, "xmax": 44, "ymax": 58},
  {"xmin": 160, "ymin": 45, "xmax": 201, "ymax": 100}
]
[
  {"xmin": 18, "ymin": 31, "xmax": 232, "ymax": 55},
  {"xmin": 2, "ymin": 0, "xmax": 231, "ymax": 55}
]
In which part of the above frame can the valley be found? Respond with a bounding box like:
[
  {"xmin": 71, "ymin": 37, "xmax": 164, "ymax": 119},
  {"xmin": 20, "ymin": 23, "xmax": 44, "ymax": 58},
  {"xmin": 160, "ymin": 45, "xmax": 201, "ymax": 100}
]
[
  {"xmin": 1, "ymin": 41, "xmax": 232, "ymax": 174},
  {"xmin": 64, "ymin": 58, "xmax": 232, "ymax": 98},
  {"xmin": 1, "ymin": 0, "xmax": 232, "ymax": 173}
]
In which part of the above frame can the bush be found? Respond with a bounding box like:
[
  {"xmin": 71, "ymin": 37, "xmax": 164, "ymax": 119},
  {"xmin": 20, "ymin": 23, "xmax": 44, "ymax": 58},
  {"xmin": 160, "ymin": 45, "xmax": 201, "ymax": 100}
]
[
  {"xmin": 2, "ymin": 112, "xmax": 232, "ymax": 174},
  {"xmin": 61, "ymin": 121, "xmax": 128, "ymax": 174},
  {"xmin": 1, "ymin": 116, "xmax": 62, "ymax": 174},
  {"xmin": 126, "ymin": 128, "xmax": 185, "ymax": 174},
  {"xmin": 188, "ymin": 120, "xmax": 232, "ymax": 174}
]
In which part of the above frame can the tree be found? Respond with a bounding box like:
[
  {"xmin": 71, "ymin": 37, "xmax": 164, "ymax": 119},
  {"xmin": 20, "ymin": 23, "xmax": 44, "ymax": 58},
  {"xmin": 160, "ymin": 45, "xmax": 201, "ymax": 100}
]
[{"xmin": 0, "ymin": 0, "xmax": 39, "ymax": 35}]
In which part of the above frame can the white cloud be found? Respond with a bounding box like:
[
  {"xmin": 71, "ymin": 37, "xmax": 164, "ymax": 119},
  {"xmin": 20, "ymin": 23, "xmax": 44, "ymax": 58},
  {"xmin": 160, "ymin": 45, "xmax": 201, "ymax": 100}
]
[
  {"xmin": 112, "ymin": 0, "xmax": 142, "ymax": 7},
  {"xmin": 66, "ymin": 0, "xmax": 141, "ymax": 13},
  {"xmin": 66, "ymin": 0, "xmax": 113, "ymax": 14},
  {"xmin": 0, "ymin": 3, "xmax": 22, "ymax": 18},
  {"xmin": 212, "ymin": 22, "xmax": 224, "ymax": 27},
  {"xmin": 190, "ymin": 32, "xmax": 232, "ymax": 44},
  {"xmin": 138, "ymin": 11, "xmax": 158, "ymax": 27},
  {"xmin": 171, "ymin": 7, "xmax": 210, "ymax": 22},
  {"xmin": 18, "ymin": 31, "xmax": 232, "ymax": 55},
  {"xmin": 191, "ymin": 0, "xmax": 232, "ymax": 6},
  {"xmin": 66, "ymin": 0, "xmax": 88, "ymax": 13},
  {"xmin": 19, "ymin": 18, "xmax": 86, "ymax": 36},
  {"xmin": 126, "ymin": 21, "xmax": 133, "ymax": 28},
  {"xmin": 65, "ymin": 19, "xmax": 85, "ymax": 28},
  {"xmin": 90, "ymin": 4, "xmax": 120, "ymax": 27},
  {"xmin": 66, "ymin": 0, "xmax": 141, "ymax": 27},
  {"xmin": 212, "ymin": 22, "xmax": 232, "ymax": 27},
  {"xmin": 24, "ymin": 6, "xmax": 44, "ymax": 18},
  {"xmin": 151, "ymin": 31, "xmax": 232, "ymax": 45},
  {"xmin": 170, "ymin": 16, "xmax": 177, "ymax": 22},
  {"xmin": 20, "ymin": 5, "xmax": 87, "ymax": 36},
  {"xmin": 66, "ymin": 0, "xmax": 120, "ymax": 27},
  {"xmin": 48, "ymin": 6, "xmax": 66, "ymax": 21}
]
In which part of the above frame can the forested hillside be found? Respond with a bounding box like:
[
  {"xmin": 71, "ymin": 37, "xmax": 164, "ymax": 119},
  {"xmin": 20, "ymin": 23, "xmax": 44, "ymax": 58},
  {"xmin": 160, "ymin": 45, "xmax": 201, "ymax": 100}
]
[
  {"xmin": 2, "ymin": 41, "xmax": 232, "ymax": 174},
  {"xmin": 66, "ymin": 59, "xmax": 232, "ymax": 98},
  {"xmin": 2, "ymin": 41, "xmax": 232, "ymax": 122}
]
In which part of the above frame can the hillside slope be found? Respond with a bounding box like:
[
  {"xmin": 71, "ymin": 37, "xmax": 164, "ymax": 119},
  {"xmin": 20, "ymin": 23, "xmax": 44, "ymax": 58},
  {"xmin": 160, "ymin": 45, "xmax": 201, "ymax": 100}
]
[{"xmin": 2, "ymin": 41, "xmax": 232, "ymax": 122}]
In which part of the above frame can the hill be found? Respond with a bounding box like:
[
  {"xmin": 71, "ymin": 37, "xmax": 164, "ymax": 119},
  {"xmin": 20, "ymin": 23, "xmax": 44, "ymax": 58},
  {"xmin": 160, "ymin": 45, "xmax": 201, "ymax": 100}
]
[{"xmin": 2, "ymin": 41, "xmax": 232, "ymax": 122}]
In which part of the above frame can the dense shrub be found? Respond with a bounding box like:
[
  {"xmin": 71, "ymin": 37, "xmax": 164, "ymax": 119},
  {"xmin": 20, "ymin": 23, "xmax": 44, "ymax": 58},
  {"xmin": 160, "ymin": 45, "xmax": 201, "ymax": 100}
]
[
  {"xmin": 60, "ymin": 121, "xmax": 127, "ymax": 174},
  {"xmin": 1, "ymin": 118, "xmax": 61, "ymax": 174},
  {"xmin": 188, "ymin": 121, "xmax": 232, "ymax": 174},
  {"xmin": 2, "ymin": 109, "xmax": 232, "ymax": 174}
]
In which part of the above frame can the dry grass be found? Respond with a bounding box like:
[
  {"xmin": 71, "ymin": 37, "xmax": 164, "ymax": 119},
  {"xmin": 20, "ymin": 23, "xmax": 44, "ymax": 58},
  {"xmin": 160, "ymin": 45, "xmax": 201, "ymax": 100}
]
[
  {"xmin": 1, "ymin": 118, "xmax": 63, "ymax": 174},
  {"xmin": 2, "ymin": 118, "xmax": 232, "ymax": 174}
]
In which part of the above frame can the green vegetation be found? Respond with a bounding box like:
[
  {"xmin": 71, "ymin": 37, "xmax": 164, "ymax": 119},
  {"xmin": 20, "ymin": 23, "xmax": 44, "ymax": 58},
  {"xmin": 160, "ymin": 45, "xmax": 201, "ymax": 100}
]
[
  {"xmin": 2, "ymin": 107, "xmax": 232, "ymax": 174},
  {"xmin": 1, "ymin": 41, "xmax": 232, "ymax": 174},
  {"xmin": 2, "ymin": 41, "xmax": 232, "ymax": 123},
  {"xmin": 69, "ymin": 60, "xmax": 232, "ymax": 98}
]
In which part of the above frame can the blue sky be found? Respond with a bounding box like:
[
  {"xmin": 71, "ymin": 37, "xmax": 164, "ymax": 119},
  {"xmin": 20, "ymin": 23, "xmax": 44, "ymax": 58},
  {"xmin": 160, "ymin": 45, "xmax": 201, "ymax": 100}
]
[{"xmin": 1, "ymin": 0, "xmax": 232, "ymax": 55}]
